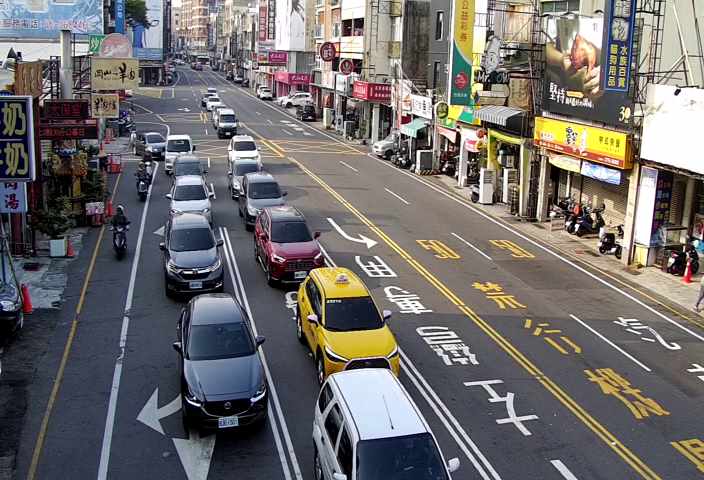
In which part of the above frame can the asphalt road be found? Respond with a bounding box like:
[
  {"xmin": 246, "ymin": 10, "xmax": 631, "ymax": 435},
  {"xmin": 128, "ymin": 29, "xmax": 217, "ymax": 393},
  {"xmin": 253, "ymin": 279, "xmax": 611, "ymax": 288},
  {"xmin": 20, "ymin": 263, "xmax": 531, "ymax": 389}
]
[{"xmin": 16, "ymin": 66, "xmax": 704, "ymax": 480}]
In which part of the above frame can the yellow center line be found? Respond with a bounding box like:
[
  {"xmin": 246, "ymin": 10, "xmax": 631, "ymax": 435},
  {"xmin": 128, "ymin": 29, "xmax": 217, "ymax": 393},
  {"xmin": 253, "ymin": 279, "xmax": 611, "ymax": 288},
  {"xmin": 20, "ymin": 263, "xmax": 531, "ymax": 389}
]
[
  {"xmin": 27, "ymin": 172, "xmax": 122, "ymax": 480},
  {"xmin": 287, "ymin": 156, "xmax": 662, "ymax": 480}
]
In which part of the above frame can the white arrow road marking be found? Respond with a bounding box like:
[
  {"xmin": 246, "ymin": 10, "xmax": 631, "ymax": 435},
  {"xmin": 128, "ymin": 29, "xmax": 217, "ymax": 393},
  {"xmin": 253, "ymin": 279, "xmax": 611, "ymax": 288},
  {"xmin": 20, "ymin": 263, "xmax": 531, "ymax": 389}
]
[
  {"xmin": 173, "ymin": 429, "xmax": 216, "ymax": 480},
  {"xmin": 153, "ymin": 226, "xmax": 165, "ymax": 237},
  {"xmin": 326, "ymin": 217, "xmax": 377, "ymax": 249},
  {"xmin": 136, "ymin": 387, "xmax": 182, "ymax": 435},
  {"xmin": 550, "ymin": 460, "xmax": 579, "ymax": 479}
]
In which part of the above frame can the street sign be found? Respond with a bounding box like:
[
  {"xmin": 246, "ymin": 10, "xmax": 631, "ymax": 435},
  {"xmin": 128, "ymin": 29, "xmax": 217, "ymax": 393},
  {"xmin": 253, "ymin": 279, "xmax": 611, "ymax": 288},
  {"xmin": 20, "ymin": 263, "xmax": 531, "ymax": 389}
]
[
  {"xmin": 42, "ymin": 100, "xmax": 90, "ymax": 120},
  {"xmin": 91, "ymin": 58, "xmax": 139, "ymax": 90},
  {"xmin": 0, "ymin": 182, "xmax": 27, "ymax": 213},
  {"xmin": 435, "ymin": 101, "xmax": 449, "ymax": 119},
  {"xmin": 0, "ymin": 96, "xmax": 35, "ymax": 182},
  {"xmin": 40, "ymin": 123, "xmax": 98, "ymax": 140},
  {"xmin": 340, "ymin": 59, "xmax": 354, "ymax": 75},
  {"xmin": 89, "ymin": 34, "xmax": 106, "ymax": 54},
  {"xmin": 91, "ymin": 94, "xmax": 119, "ymax": 118},
  {"xmin": 320, "ymin": 42, "xmax": 336, "ymax": 62}
]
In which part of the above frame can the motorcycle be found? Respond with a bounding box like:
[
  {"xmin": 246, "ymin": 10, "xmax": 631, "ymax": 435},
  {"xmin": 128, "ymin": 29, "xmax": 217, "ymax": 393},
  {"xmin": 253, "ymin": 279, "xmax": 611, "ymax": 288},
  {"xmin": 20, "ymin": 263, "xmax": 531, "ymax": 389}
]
[
  {"xmin": 564, "ymin": 202, "xmax": 582, "ymax": 233},
  {"xmin": 573, "ymin": 205, "xmax": 605, "ymax": 237},
  {"xmin": 391, "ymin": 145, "xmax": 412, "ymax": 169},
  {"xmin": 137, "ymin": 178, "xmax": 148, "ymax": 201},
  {"xmin": 598, "ymin": 224, "xmax": 624, "ymax": 259},
  {"xmin": 144, "ymin": 161, "xmax": 154, "ymax": 183},
  {"xmin": 111, "ymin": 224, "xmax": 129, "ymax": 259},
  {"xmin": 549, "ymin": 195, "xmax": 574, "ymax": 219},
  {"xmin": 667, "ymin": 245, "xmax": 700, "ymax": 276},
  {"xmin": 440, "ymin": 156, "xmax": 457, "ymax": 177}
]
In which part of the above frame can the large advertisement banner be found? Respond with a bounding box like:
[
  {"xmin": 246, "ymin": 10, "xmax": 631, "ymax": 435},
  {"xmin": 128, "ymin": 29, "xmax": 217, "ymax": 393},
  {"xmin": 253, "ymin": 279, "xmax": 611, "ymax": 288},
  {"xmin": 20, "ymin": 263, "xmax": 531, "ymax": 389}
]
[
  {"xmin": 91, "ymin": 58, "xmax": 139, "ymax": 90},
  {"xmin": 449, "ymin": 0, "xmax": 475, "ymax": 106},
  {"xmin": 0, "ymin": 96, "xmax": 35, "ymax": 182},
  {"xmin": 133, "ymin": 0, "xmax": 163, "ymax": 60},
  {"xmin": 543, "ymin": 2, "xmax": 636, "ymax": 128},
  {"xmin": 275, "ymin": 0, "xmax": 305, "ymax": 51},
  {"xmin": 0, "ymin": 0, "xmax": 103, "ymax": 38}
]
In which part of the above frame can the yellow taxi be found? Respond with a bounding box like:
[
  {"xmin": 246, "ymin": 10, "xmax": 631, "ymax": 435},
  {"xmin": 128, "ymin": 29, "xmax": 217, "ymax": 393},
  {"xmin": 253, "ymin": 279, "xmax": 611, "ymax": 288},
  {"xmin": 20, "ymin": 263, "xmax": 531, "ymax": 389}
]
[{"xmin": 296, "ymin": 267, "xmax": 400, "ymax": 383}]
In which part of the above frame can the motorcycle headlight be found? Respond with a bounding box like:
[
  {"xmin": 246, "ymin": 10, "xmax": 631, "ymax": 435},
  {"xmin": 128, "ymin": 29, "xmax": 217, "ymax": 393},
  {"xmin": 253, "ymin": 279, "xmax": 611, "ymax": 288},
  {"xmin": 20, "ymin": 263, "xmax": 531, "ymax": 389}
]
[
  {"xmin": 250, "ymin": 382, "xmax": 267, "ymax": 403},
  {"xmin": 232, "ymin": 179, "xmax": 241, "ymax": 191},
  {"xmin": 271, "ymin": 254, "xmax": 285, "ymax": 263},
  {"xmin": 324, "ymin": 346, "xmax": 349, "ymax": 363}
]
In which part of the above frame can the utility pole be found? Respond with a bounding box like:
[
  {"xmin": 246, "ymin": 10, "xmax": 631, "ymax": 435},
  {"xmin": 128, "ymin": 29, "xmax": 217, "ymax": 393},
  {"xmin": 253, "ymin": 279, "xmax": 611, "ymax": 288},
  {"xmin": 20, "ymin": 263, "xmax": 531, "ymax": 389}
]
[{"xmin": 59, "ymin": 30, "xmax": 72, "ymax": 100}]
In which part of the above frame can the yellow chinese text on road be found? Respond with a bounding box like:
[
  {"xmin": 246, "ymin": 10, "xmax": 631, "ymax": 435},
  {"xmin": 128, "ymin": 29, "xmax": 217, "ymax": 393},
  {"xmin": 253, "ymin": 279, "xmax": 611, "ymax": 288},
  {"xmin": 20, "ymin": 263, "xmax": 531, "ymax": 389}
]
[
  {"xmin": 490, "ymin": 239, "xmax": 535, "ymax": 258},
  {"xmin": 585, "ymin": 368, "xmax": 670, "ymax": 420},
  {"xmin": 672, "ymin": 439, "xmax": 704, "ymax": 474},
  {"xmin": 417, "ymin": 240, "xmax": 461, "ymax": 260}
]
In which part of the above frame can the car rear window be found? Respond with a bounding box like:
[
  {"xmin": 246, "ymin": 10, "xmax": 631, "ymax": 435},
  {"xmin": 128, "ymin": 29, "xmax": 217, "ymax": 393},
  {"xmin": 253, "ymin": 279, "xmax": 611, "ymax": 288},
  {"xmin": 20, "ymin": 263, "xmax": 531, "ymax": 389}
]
[
  {"xmin": 324, "ymin": 296, "xmax": 383, "ymax": 331},
  {"xmin": 169, "ymin": 227, "xmax": 214, "ymax": 252},
  {"xmin": 167, "ymin": 139, "xmax": 191, "ymax": 152},
  {"xmin": 187, "ymin": 322, "xmax": 255, "ymax": 360},
  {"xmin": 233, "ymin": 141, "xmax": 257, "ymax": 151},
  {"xmin": 356, "ymin": 433, "xmax": 448, "ymax": 480},
  {"xmin": 249, "ymin": 181, "xmax": 281, "ymax": 200},
  {"xmin": 174, "ymin": 184, "xmax": 206, "ymax": 201},
  {"xmin": 146, "ymin": 134, "xmax": 164, "ymax": 143},
  {"xmin": 209, "ymin": 97, "xmax": 221, "ymax": 103},
  {"xmin": 271, "ymin": 221, "xmax": 312, "ymax": 243},
  {"xmin": 234, "ymin": 163, "xmax": 259, "ymax": 176},
  {"xmin": 220, "ymin": 114, "xmax": 236, "ymax": 123},
  {"xmin": 174, "ymin": 162, "xmax": 202, "ymax": 176}
]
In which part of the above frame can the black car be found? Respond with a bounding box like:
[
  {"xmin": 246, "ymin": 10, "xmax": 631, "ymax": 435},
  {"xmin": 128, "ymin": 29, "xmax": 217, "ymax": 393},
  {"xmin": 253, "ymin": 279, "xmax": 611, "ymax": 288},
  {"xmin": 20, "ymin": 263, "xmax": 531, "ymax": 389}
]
[
  {"xmin": 161, "ymin": 213, "xmax": 224, "ymax": 297},
  {"xmin": 134, "ymin": 132, "xmax": 166, "ymax": 161},
  {"xmin": 174, "ymin": 294, "xmax": 267, "ymax": 430},
  {"xmin": 296, "ymin": 104, "xmax": 316, "ymax": 121}
]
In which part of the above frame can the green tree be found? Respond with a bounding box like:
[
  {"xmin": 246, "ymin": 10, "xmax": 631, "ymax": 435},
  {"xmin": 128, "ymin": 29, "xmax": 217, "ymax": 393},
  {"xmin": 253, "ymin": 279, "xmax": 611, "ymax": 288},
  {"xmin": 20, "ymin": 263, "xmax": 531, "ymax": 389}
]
[{"xmin": 126, "ymin": 0, "xmax": 150, "ymax": 27}]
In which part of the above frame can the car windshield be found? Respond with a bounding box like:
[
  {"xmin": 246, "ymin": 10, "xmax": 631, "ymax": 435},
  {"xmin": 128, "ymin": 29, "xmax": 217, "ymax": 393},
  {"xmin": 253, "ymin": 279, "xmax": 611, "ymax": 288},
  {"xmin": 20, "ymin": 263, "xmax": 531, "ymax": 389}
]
[
  {"xmin": 174, "ymin": 184, "xmax": 206, "ymax": 201},
  {"xmin": 233, "ymin": 141, "xmax": 256, "ymax": 151},
  {"xmin": 234, "ymin": 163, "xmax": 259, "ymax": 176},
  {"xmin": 324, "ymin": 296, "xmax": 383, "ymax": 331},
  {"xmin": 209, "ymin": 97, "xmax": 220, "ymax": 103},
  {"xmin": 261, "ymin": 88, "xmax": 271, "ymax": 93},
  {"xmin": 248, "ymin": 182, "xmax": 281, "ymax": 200},
  {"xmin": 187, "ymin": 322, "xmax": 255, "ymax": 361},
  {"xmin": 146, "ymin": 134, "xmax": 164, "ymax": 143},
  {"xmin": 271, "ymin": 221, "xmax": 312, "ymax": 243},
  {"xmin": 220, "ymin": 114, "xmax": 236, "ymax": 123},
  {"xmin": 174, "ymin": 162, "xmax": 202, "ymax": 176},
  {"xmin": 167, "ymin": 139, "xmax": 191, "ymax": 152},
  {"xmin": 169, "ymin": 227, "xmax": 214, "ymax": 252},
  {"xmin": 356, "ymin": 434, "xmax": 449, "ymax": 480}
]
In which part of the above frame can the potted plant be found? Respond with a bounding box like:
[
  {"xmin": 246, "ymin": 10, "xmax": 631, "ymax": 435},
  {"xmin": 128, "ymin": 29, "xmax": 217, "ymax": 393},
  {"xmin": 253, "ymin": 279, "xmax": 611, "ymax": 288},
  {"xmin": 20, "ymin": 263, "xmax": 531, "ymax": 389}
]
[{"xmin": 32, "ymin": 197, "xmax": 73, "ymax": 257}]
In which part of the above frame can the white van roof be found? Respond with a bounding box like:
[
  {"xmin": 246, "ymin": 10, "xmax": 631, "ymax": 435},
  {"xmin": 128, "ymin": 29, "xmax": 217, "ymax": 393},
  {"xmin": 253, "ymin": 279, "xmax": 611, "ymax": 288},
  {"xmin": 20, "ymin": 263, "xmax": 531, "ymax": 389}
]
[
  {"xmin": 167, "ymin": 134, "xmax": 192, "ymax": 141},
  {"xmin": 218, "ymin": 108, "xmax": 235, "ymax": 116},
  {"xmin": 331, "ymin": 369, "xmax": 427, "ymax": 440}
]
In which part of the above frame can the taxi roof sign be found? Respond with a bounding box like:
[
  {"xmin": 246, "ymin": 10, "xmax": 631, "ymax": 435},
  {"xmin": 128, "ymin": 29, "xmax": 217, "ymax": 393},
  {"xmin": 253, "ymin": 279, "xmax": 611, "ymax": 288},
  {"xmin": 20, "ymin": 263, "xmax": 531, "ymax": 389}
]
[{"xmin": 335, "ymin": 273, "xmax": 349, "ymax": 284}]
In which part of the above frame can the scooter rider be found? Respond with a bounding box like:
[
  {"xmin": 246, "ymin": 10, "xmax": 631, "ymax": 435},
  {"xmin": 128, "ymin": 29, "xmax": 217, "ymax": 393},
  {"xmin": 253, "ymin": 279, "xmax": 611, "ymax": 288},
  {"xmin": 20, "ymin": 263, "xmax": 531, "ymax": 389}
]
[
  {"xmin": 135, "ymin": 162, "xmax": 150, "ymax": 186},
  {"xmin": 111, "ymin": 205, "xmax": 131, "ymax": 231}
]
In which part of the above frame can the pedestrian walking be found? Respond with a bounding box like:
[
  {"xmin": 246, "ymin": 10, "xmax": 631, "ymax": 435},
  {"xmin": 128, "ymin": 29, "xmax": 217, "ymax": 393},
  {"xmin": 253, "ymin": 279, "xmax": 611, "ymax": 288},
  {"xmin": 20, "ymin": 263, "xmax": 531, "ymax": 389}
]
[{"xmin": 694, "ymin": 274, "xmax": 704, "ymax": 312}]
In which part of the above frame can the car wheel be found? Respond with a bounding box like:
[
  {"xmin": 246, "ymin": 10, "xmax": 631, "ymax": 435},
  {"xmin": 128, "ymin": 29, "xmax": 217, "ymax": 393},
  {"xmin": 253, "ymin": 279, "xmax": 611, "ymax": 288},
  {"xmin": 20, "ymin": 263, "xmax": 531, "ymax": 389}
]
[
  {"xmin": 164, "ymin": 274, "xmax": 173, "ymax": 299},
  {"xmin": 266, "ymin": 263, "xmax": 276, "ymax": 287},
  {"xmin": 285, "ymin": 102, "xmax": 292, "ymax": 108},
  {"xmin": 296, "ymin": 308, "xmax": 305, "ymax": 344},
  {"xmin": 316, "ymin": 354, "xmax": 325, "ymax": 385},
  {"xmin": 313, "ymin": 448, "xmax": 323, "ymax": 480},
  {"xmin": 239, "ymin": 206, "xmax": 244, "ymax": 217},
  {"xmin": 385, "ymin": 150, "xmax": 393, "ymax": 160},
  {"xmin": 182, "ymin": 405, "xmax": 191, "ymax": 432}
]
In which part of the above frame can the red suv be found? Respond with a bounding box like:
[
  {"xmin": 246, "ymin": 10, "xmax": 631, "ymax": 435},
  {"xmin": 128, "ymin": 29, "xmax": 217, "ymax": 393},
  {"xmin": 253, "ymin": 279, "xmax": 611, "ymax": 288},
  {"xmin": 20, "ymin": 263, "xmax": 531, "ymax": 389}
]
[{"xmin": 254, "ymin": 206, "xmax": 324, "ymax": 285}]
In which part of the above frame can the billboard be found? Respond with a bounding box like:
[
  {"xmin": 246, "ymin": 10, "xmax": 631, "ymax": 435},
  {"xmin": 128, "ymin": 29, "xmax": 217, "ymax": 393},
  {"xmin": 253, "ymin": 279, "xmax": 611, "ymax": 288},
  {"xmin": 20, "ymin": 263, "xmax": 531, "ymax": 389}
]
[
  {"xmin": 275, "ymin": 0, "xmax": 305, "ymax": 51},
  {"xmin": 543, "ymin": 2, "xmax": 636, "ymax": 128},
  {"xmin": 0, "ymin": 96, "xmax": 35, "ymax": 182},
  {"xmin": 0, "ymin": 0, "xmax": 103, "ymax": 38},
  {"xmin": 91, "ymin": 94, "xmax": 119, "ymax": 118},
  {"xmin": 449, "ymin": 0, "xmax": 475, "ymax": 106},
  {"xmin": 133, "ymin": 0, "xmax": 163, "ymax": 60},
  {"xmin": 91, "ymin": 58, "xmax": 139, "ymax": 90}
]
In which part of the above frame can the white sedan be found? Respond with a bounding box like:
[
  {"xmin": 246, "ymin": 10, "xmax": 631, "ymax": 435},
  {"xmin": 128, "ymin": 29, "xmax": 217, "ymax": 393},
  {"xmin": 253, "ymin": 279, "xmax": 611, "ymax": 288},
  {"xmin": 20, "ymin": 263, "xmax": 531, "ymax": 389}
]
[{"xmin": 205, "ymin": 96, "xmax": 222, "ymax": 111}]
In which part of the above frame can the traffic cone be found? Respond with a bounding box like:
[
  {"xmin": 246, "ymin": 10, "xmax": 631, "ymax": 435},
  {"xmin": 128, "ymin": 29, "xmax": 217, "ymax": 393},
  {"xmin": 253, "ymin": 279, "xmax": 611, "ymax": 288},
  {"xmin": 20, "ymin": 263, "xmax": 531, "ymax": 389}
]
[
  {"xmin": 66, "ymin": 237, "xmax": 75, "ymax": 258},
  {"xmin": 106, "ymin": 199, "xmax": 114, "ymax": 217},
  {"xmin": 684, "ymin": 258, "xmax": 693, "ymax": 284},
  {"xmin": 21, "ymin": 284, "xmax": 33, "ymax": 315}
]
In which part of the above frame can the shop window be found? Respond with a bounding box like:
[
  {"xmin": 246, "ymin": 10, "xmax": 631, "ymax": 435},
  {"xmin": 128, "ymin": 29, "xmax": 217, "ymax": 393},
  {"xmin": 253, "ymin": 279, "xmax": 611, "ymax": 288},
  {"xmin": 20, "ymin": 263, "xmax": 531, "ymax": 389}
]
[
  {"xmin": 435, "ymin": 11, "xmax": 444, "ymax": 40},
  {"xmin": 540, "ymin": 0, "xmax": 580, "ymax": 14},
  {"xmin": 342, "ymin": 19, "xmax": 353, "ymax": 36},
  {"xmin": 353, "ymin": 18, "xmax": 364, "ymax": 36}
]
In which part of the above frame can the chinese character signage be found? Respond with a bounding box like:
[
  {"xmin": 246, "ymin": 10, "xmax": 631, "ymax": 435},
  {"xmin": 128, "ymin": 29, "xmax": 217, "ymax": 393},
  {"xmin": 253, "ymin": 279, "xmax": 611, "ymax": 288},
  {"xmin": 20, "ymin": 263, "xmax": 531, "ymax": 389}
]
[
  {"xmin": 320, "ymin": 42, "xmax": 336, "ymax": 62},
  {"xmin": 90, "ymin": 58, "xmax": 139, "ymax": 90},
  {"xmin": 39, "ymin": 123, "xmax": 98, "ymax": 140},
  {"xmin": 0, "ymin": 0, "xmax": 103, "ymax": 38},
  {"xmin": 534, "ymin": 116, "xmax": 632, "ymax": 169},
  {"xmin": 268, "ymin": 51, "xmax": 288, "ymax": 64},
  {"xmin": 15, "ymin": 62, "xmax": 43, "ymax": 97},
  {"xmin": 411, "ymin": 95, "xmax": 433, "ymax": 119},
  {"xmin": 0, "ymin": 97, "xmax": 35, "ymax": 182},
  {"xmin": 267, "ymin": 0, "xmax": 276, "ymax": 40},
  {"xmin": 89, "ymin": 34, "xmax": 106, "ymax": 54},
  {"xmin": 0, "ymin": 182, "xmax": 27, "ymax": 213},
  {"xmin": 258, "ymin": 5, "xmax": 267, "ymax": 41},
  {"xmin": 352, "ymin": 81, "xmax": 392, "ymax": 103},
  {"xmin": 91, "ymin": 94, "xmax": 119, "ymax": 118},
  {"xmin": 543, "ymin": 11, "xmax": 635, "ymax": 127},
  {"xmin": 42, "ymin": 100, "xmax": 90, "ymax": 120},
  {"xmin": 449, "ymin": 0, "xmax": 475, "ymax": 106}
]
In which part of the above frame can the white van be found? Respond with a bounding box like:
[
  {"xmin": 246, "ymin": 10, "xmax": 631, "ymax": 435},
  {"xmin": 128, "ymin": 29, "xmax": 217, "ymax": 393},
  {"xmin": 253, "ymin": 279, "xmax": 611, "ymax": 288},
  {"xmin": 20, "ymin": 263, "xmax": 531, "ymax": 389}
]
[
  {"xmin": 164, "ymin": 134, "xmax": 195, "ymax": 174},
  {"xmin": 313, "ymin": 368, "xmax": 460, "ymax": 480}
]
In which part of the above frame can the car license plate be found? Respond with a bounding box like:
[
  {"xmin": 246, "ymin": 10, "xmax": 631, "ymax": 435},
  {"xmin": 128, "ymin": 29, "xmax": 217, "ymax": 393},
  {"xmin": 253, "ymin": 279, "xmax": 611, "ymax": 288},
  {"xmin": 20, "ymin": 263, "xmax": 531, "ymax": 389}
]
[
  {"xmin": 189, "ymin": 281, "xmax": 203, "ymax": 289},
  {"xmin": 218, "ymin": 415, "xmax": 239, "ymax": 428},
  {"xmin": 294, "ymin": 271, "xmax": 308, "ymax": 280}
]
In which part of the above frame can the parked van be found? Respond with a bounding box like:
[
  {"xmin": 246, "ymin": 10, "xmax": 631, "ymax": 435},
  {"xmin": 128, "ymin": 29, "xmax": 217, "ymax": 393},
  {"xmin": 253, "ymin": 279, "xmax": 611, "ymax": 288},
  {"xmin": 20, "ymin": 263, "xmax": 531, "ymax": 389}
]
[{"xmin": 313, "ymin": 368, "xmax": 460, "ymax": 480}]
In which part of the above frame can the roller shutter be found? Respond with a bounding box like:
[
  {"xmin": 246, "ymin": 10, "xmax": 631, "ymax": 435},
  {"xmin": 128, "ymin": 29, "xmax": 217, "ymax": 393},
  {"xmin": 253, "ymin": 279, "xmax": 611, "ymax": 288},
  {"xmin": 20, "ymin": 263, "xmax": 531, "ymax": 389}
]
[{"xmin": 570, "ymin": 174, "xmax": 629, "ymax": 227}]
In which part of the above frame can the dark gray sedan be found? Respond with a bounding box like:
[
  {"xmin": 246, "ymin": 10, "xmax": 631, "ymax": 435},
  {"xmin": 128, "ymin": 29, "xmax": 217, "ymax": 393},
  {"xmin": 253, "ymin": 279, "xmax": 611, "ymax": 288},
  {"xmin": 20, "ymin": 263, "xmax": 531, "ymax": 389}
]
[{"xmin": 134, "ymin": 131, "xmax": 166, "ymax": 161}]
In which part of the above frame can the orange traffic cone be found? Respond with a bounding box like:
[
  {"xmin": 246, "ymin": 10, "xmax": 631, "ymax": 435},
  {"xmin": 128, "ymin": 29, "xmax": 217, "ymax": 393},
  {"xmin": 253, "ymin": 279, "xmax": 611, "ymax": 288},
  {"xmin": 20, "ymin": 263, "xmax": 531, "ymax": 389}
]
[
  {"xmin": 106, "ymin": 199, "xmax": 114, "ymax": 217},
  {"xmin": 684, "ymin": 258, "xmax": 693, "ymax": 284},
  {"xmin": 21, "ymin": 283, "xmax": 33, "ymax": 314},
  {"xmin": 66, "ymin": 237, "xmax": 75, "ymax": 258}
]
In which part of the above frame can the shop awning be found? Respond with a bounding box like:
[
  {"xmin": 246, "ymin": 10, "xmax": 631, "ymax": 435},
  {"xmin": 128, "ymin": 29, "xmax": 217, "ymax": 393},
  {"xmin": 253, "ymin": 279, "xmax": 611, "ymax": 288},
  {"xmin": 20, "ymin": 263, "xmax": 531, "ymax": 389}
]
[
  {"xmin": 474, "ymin": 106, "xmax": 526, "ymax": 127},
  {"xmin": 400, "ymin": 118, "xmax": 429, "ymax": 138},
  {"xmin": 437, "ymin": 126, "xmax": 458, "ymax": 142}
]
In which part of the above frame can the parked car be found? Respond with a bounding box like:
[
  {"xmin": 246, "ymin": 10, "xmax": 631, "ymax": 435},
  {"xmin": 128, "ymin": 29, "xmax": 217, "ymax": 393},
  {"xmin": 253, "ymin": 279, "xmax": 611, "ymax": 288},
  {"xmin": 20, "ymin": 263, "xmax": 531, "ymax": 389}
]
[
  {"xmin": 166, "ymin": 175, "xmax": 214, "ymax": 224},
  {"xmin": 160, "ymin": 213, "xmax": 224, "ymax": 296},
  {"xmin": 296, "ymin": 104, "xmax": 316, "ymax": 121},
  {"xmin": 133, "ymin": 131, "xmax": 166, "ymax": 161},
  {"xmin": 173, "ymin": 154, "xmax": 206, "ymax": 179},
  {"xmin": 254, "ymin": 206, "xmax": 323, "ymax": 285},
  {"xmin": 313, "ymin": 369, "xmax": 461, "ymax": 480},
  {"xmin": 174, "ymin": 294, "xmax": 267, "ymax": 429},
  {"xmin": 233, "ymin": 74, "xmax": 244, "ymax": 84},
  {"xmin": 372, "ymin": 130, "xmax": 401, "ymax": 159},
  {"xmin": 296, "ymin": 267, "xmax": 397, "ymax": 384},
  {"xmin": 282, "ymin": 92, "xmax": 312, "ymax": 108},
  {"xmin": 226, "ymin": 72, "xmax": 234, "ymax": 80},
  {"xmin": 215, "ymin": 108, "xmax": 238, "ymax": 138},
  {"xmin": 205, "ymin": 96, "xmax": 223, "ymax": 112},
  {"xmin": 258, "ymin": 87, "xmax": 273, "ymax": 100},
  {"xmin": 238, "ymin": 172, "xmax": 287, "ymax": 231},
  {"xmin": 228, "ymin": 158, "xmax": 261, "ymax": 199},
  {"xmin": 0, "ymin": 255, "xmax": 23, "ymax": 344},
  {"xmin": 241, "ymin": 78, "xmax": 250, "ymax": 88},
  {"xmin": 228, "ymin": 135, "xmax": 261, "ymax": 165},
  {"xmin": 165, "ymin": 134, "xmax": 195, "ymax": 174}
]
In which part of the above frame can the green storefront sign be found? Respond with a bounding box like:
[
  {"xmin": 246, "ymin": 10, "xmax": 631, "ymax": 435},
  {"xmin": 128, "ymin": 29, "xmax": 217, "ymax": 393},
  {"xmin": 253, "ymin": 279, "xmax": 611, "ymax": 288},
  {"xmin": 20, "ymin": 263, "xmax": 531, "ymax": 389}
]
[{"xmin": 88, "ymin": 35, "xmax": 106, "ymax": 54}]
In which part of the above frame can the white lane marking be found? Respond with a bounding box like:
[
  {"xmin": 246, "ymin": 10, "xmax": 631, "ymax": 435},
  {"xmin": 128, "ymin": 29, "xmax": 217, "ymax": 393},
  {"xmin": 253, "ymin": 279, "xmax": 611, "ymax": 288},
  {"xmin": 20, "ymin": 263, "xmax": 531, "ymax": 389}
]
[
  {"xmin": 293, "ymin": 127, "xmax": 304, "ymax": 131},
  {"xmin": 204, "ymin": 127, "xmax": 208, "ymax": 135},
  {"xmin": 131, "ymin": 102, "xmax": 154, "ymax": 114},
  {"xmin": 97, "ymin": 162, "xmax": 159, "ymax": 479},
  {"xmin": 365, "ymin": 152, "xmax": 704, "ymax": 344},
  {"xmin": 384, "ymin": 187, "xmax": 410, "ymax": 205},
  {"xmin": 282, "ymin": 129, "xmax": 293, "ymax": 136},
  {"xmin": 318, "ymin": 246, "xmax": 500, "ymax": 480},
  {"xmin": 221, "ymin": 228, "xmax": 303, "ymax": 480},
  {"xmin": 570, "ymin": 314, "xmax": 651, "ymax": 372},
  {"xmin": 339, "ymin": 160, "xmax": 358, "ymax": 173},
  {"xmin": 210, "ymin": 182, "xmax": 215, "ymax": 199},
  {"xmin": 267, "ymin": 119, "xmax": 274, "ymax": 125},
  {"xmin": 173, "ymin": 430, "xmax": 216, "ymax": 480},
  {"xmin": 256, "ymin": 111, "xmax": 262, "ymax": 115},
  {"xmin": 207, "ymin": 157, "xmax": 211, "ymax": 170},
  {"xmin": 280, "ymin": 120, "xmax": 292, "ymax": 123},
  {"xmin": 326, "ymin": 217, "xmax": 377, "ymax": 249},
  {"xmin": 451, "ymin": 232, "xmax": 493, "ymax": 261},
  {"xmin": 304, "ymin": 132, "xmax": 312, "ymax": 136},
  {"xmin": 551, "ymin": 460, "xmax": 579, "ymax": 480}
]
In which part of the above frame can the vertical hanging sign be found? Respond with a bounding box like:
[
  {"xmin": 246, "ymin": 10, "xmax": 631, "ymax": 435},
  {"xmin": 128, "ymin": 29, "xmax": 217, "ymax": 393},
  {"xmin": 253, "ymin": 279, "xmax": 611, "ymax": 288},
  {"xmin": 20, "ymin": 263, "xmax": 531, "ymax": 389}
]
[
  {"xmin": 602, "ymin": 0, "xmax": 637, "ymax": 93},
  {"xmin": 449, "ymin": 0, "xmax": 475, "ymax": 106},
  {"xmin": 115, "ymin": 0, "xmax": 125, "ymax": 33}
]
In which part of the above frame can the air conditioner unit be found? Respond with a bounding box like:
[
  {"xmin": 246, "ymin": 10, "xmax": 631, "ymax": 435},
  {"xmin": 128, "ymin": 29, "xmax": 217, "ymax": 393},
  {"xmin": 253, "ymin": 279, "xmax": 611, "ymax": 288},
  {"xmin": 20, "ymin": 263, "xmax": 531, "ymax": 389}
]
[
  {"xmin": 343, "ymin": 120, "xmax": 355, "ymax": 138},
  {"xmin": 502, "ymin": 168, "xmax": 518, "ymax": 203},
  {"xmin": 479, "ymin": 168, "xmax": 495, "ymax": 204},
  {"xmin": 388, "ymin": 41, "xmax": 401, "ymax": 59},
  {"xmin": 415, "ymin": 150, "xmax": 433, "ymax": 171}
]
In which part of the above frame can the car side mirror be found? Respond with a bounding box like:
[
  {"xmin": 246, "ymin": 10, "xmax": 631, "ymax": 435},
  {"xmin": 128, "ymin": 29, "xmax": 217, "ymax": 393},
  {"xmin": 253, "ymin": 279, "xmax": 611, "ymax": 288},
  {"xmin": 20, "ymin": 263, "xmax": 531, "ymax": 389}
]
[
  {"xmin": 314, "ymin": 231, "xmax": 321, "ymax": 239},
  {"xmin": 307, "ymin": 314, "xmax": 319, "ymax": 325},
  {"xmin": 447, "ymin": 458, "xmax": 460, "ymax": 473},
  {"xmin": 216, "ymin": 239, "xmax": 224, "ymax": 247},
  {"xmin": 382, "ymin": 309, "xmax": 392, "ymax": 321},
  {"xmin": 282, "ymin": 191, "xmax": 288, "ymax": 197},
  {"xmin": 209, "ymin": 191, "xmax": 215, "ymax": 198},
  {"xmin": 165, "ymin": 193, "xmax": 172, "ymax": 199},
  {"xmin": 172, "ymin": 341, "xmax": 182, "ymax": 354},
  {"xmin": 159, "ymin": 242, "xmax": 166, "ymax": 250},
  {"xmin": 255, "ymin": 335, "xmax": 266, "ymax": 347},
  {"xmin": 332, "ymin": 473, "xmax": 347, "ymax": 480}
]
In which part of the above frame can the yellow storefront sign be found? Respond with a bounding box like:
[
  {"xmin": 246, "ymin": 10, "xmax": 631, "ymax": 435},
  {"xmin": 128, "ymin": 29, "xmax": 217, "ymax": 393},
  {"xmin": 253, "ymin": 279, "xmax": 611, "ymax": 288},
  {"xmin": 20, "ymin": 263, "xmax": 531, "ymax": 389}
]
[
  {"xmin": 91, "ymin": 93, "xmax": 119, "ymax": 118},
  {"xmin": 90, "ymin": 58, "xmax": 139, "ymax": 91},
  {"xmin": 534, "ymin": 116, "xmax": 632, "ymax": 169}
]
